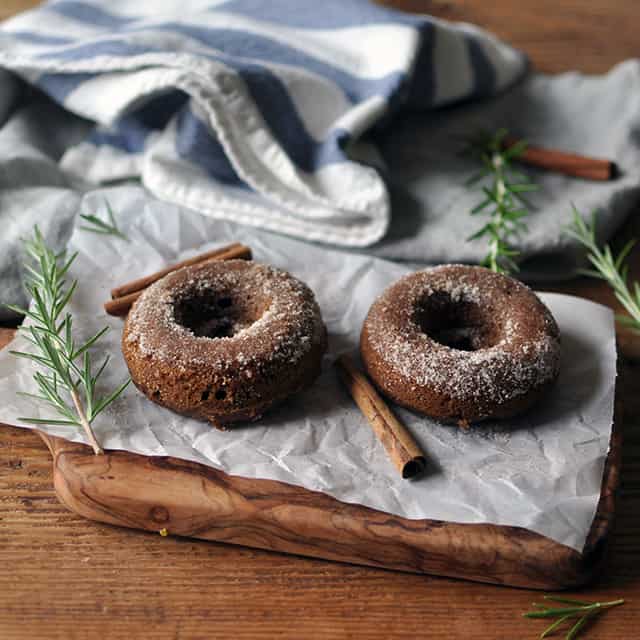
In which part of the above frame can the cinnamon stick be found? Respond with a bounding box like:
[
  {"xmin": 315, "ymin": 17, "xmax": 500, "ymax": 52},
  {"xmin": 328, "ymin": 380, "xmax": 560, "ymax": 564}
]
[
  {"xmin": 336, "ymin": 355, "xmax": 426, "ymax": 479},
  {"xmin": 503, "ymin": 135, "xmax": 616, "ymax": 181},
  {"xmin": 111, "ymin": 242, "xmax": 251, "ymax": 299},
  {"xmin": 104, "ymin": 290, "xmax": 147, "ymax": 317},
  {"xmin": 105, "ymin": 243, "xmax": 252, "ymax": 317}
]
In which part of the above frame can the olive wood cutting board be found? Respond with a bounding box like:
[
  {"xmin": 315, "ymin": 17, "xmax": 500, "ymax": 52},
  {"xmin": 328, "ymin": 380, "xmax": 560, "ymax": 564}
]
[{"xmin": 30, "ymin": 404, "xmax": 620, "ymax": 590}]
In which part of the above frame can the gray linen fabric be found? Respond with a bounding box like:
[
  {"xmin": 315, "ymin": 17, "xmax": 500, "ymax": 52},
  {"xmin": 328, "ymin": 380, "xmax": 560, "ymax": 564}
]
[
  {"xmin": 372, "ymin": 61, "xmax": 640, "ymax": 277},
  {"xmin": 1, "ymin": 61, "xmax": 640, "ymax": 320}
]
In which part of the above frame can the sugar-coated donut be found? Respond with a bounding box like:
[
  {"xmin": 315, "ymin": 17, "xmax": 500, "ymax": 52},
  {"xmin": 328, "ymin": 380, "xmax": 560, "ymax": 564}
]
[
  {"xmin": 122, "ymin": 259, "xmax": 327, "ymax": 428},
  {"xmin": 360, "ymin": 265, "xmax": 561, "ymax": 425}
]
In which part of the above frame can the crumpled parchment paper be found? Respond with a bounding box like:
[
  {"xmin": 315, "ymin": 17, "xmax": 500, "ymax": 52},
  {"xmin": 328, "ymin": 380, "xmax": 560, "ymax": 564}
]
[{"xmin": 0, "ymin": 188, "xmax": 617, "ymax": 552}]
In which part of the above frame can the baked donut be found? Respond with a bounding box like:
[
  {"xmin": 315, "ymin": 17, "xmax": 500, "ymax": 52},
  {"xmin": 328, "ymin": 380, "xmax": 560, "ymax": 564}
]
[
  {"xmin": 360, "ymin": 265, "xmax": 561, "ymax": 424},
  {"xmin": 122, "ymin": 259, "xmax": 327, "ymax": 428}
]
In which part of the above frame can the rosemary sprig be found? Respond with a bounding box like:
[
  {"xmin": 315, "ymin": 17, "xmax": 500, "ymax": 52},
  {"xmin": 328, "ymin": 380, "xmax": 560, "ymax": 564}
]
[
  {"xmin": 566, "ymin": 206, "xmax": 640, "ymax": 333},
  {"xmin": 524, "ymin": 595, "xmax": 624, "ymax": 639},
  {"xmin": 79, "ymin": 200, "xmax": 128, "ymax": 241},
  {"xmin": 5, "ymin": 227, "xmax": 130, "ymax": 455},
  {"xmin": 463, "ymin": 128, "xmax": 538, "ymax": 274}
]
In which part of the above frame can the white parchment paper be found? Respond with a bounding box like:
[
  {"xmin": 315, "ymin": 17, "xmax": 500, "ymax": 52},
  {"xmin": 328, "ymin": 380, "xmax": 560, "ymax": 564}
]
[{"xmin": 0, "ymin": 189, "xmax": 617, "ymax": 552}]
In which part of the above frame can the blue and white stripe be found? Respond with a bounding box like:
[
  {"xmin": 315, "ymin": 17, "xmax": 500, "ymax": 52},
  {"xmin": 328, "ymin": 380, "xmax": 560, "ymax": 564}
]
[{"xmin": 0, "ymin": 0, "xmax": 526, "ymax": 246}]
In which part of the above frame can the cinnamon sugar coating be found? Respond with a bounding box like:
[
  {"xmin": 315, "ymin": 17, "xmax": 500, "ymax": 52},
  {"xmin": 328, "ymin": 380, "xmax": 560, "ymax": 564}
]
[
  {"xmin": 360, "ymin": 265, "xmax": 561, "ymax": 424},
  {"xmin": 122, "ymin": 259, "xmax": 327, "ymax": 428}
]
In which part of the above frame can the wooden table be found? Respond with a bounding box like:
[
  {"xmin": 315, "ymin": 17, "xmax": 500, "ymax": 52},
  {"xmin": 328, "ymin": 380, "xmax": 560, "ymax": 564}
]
[{"xmin": 1, "ymin": 2, "xmax": 639, "ymax": 638}]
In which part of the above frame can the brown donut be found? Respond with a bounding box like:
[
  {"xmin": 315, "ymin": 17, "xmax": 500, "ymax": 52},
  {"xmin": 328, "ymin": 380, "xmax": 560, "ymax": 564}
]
[
  {"xmin": 122, "ymin": 259, "xmax": 327, "ymax": 428},
  {"xmin": 360, "ymin": 265, "xmax": 561, "ymax": 424}
]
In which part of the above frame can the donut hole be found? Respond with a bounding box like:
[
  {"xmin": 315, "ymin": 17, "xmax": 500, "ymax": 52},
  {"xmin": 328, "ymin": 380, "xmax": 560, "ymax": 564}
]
[
  {"xmin": 173, "ymin": 288, "xmax": 268, "ymax": 339},
  {"xmin": 415, "ymin": 291, "xmax": 498, "ymax": 352}
]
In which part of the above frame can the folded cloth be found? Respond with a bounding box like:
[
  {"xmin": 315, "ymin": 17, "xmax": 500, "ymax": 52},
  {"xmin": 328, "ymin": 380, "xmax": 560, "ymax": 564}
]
[{"xmin": 0, "ymin": 0, "xmax": 525, "ymax": 247}]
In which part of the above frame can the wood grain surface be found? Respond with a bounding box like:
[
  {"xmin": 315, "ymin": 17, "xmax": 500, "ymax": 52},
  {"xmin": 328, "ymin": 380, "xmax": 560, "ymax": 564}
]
[
  {"xmin": 1, "ymin": 1, "xmax": 640, "ymax": 639},
  {"xmin": 0, "ymin": 0, "xmax": 40, "ymax": 21},
  {"xmin": 31, "ymin": 412, "xmax": 619, "ymax": 591}
]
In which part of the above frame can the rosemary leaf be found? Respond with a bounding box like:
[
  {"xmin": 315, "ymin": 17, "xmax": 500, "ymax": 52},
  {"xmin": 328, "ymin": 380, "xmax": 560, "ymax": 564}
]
[
  {"xmin": 6, "ymin": 226, "xmax": 131, "ymax": 454},
  {"xmin": 567, "ymin": 616, "xmax": 591, "ymax": 640},
  {"xmin": 543, "ymin": 596, "xmax": 592, "ymax": 607},
  {"xmin": 508, "ymin": 183, "xmax": 539, "ymax": 193},
  {"xmin": 566, "ymin": 206, "xmax": 640, "ymax": 333},
  {"xmin": 463, "ymin": 129, "xmax": 537, "ymax": 274},
  {"xmin": 90, "ymin": 377, "xmax": 131, "ymax": 421},
  {"xmin": 524, "ymin": 607, "xmax": 587, "ymax": 619},
  {"xmin": 79, "ymin": 200, "xmax": 128, "ymax": 241},
  {"xmin": 19, "ymin": 417, "xmax": 81, "ymax": 426},
  {"xmin": 540, "ymin": 614, "xmax": 573, "ymax": 639},
  {"xmin": 523, "ymin": 595, "xmax": 624, "ymax": 640},
  {"xmin": 71, "ymin": 326, "xmax": 110, "ymax": 360}
]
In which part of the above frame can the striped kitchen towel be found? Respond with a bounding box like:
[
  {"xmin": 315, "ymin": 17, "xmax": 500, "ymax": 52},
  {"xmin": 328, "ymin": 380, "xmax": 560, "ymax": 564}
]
[{"xmin": 0, "ymin": 0, "xmax": 526, "ymax": 247}]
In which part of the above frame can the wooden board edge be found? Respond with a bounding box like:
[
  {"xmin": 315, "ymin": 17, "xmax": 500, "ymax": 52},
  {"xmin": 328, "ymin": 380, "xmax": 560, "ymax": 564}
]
[
  {"xmin": 579, "ymin": 394, "xmax": 623, "ymax": 568},
  {"xmin": 36, "ymin": 424, "xmax": 620, "ymax": 590}
]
